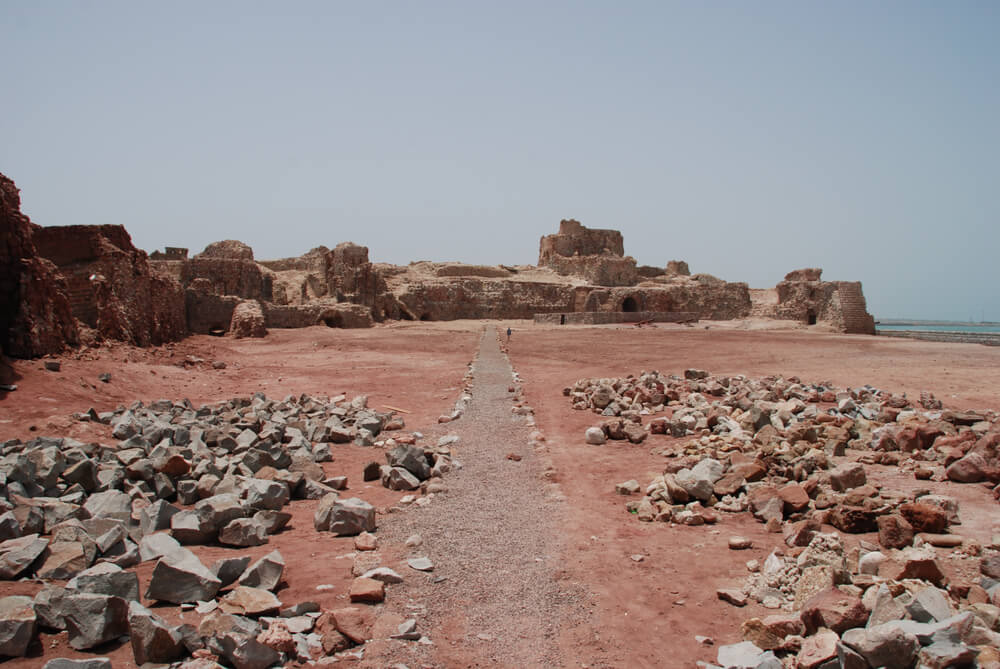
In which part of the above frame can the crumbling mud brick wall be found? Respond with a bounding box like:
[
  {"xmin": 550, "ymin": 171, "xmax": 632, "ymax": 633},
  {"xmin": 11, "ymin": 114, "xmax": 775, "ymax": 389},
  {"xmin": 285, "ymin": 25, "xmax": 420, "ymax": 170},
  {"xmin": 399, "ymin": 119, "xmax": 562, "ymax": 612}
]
[
  {"xmin": 0, "ymin": 173, "xmax": 79, "ymax": 357},
  {"xmin": 32, "ymin": 225, "xmax": 186, "ymax": 346},
  {"xmin": 175, "ymin": 241, "xmax": 273, "ymax": 301}
]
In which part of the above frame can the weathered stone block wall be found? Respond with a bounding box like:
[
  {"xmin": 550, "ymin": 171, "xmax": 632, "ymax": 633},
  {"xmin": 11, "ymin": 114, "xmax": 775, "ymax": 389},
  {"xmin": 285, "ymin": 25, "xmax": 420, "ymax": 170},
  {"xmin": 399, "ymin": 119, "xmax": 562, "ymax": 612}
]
[
  {"xmin": 262, "ymin": 302, "xmax": 374, "ymax": 329},
  {"xmin": 257, "ymin": 246, "xmax": 329, "ymax": 273},
  {"xmin": 545, "ymin": 255, "xmax": 639, "ymax": 287},
  {"xmin": 32, "ymin": 224, "xmax": 185, "ymax": 347},
  {"xmin": 534, "ymin": 311, "xmax": 699, "ymax": 325},
  {"xmin": 772, "ymin": 271, "xmax": 876, "ymax": 334},
  {"xmin": 395, "ymin": 280, "xmax": 577, "ymax": 321},
  {"xmin": 435, "ymin": 264, "xmax": 513, "ymax": 278},
  {"xmin": 0, "ymin": 174, "xmax": 80, "ymax": 357},
  {"xmin": 179, "ymin": 258, "xmax": 273, "ymax": 301},
  {"xmin": 582, "ymin": 283, "xmax": 752, "ymax": 320},
  {"xmin": 833, "ymin": 281, "xmax": 876, "ymax": 335},
  {"xmin": 150, "ymin": 247, "xmax": 189, "ymax": 260},
  {"xmin": 185, "ymin": 289, "xmax": 241, "ymax": 334},
  {"xmin": 538, "ymin": 219, "xmax": 625, "ymax": 264}
]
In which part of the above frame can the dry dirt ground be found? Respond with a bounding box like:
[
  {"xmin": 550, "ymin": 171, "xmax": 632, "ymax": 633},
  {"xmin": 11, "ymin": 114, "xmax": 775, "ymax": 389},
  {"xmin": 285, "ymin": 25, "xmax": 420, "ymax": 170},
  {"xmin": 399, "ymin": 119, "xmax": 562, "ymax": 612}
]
[{"xmin": 2, "ymin": 320, "xmax": 999, "ymax": 668}]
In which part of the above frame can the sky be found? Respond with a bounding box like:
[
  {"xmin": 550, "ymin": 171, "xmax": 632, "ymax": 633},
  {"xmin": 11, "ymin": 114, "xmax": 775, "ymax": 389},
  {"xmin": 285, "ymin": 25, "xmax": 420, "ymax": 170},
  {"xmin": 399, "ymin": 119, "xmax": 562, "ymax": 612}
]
[{"xmin": 2, "ymin": 2, "xmax": 998, "ymax": 322}]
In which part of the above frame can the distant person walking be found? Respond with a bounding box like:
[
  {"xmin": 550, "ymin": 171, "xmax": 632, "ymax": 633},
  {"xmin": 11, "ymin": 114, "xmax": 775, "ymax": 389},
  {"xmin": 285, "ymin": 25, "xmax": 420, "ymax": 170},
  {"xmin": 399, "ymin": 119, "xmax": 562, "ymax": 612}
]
[{"xmin": 506, "ymin": 327, "xmax": 512, "ymax": 342}]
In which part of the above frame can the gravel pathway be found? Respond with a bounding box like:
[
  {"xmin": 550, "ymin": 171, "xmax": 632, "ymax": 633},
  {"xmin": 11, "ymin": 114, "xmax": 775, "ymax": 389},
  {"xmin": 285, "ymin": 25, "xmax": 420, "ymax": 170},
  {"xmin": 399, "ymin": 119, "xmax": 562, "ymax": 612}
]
[{"xmin": 372, "ymin": 326, "xmax": 584, "ymax": 668}]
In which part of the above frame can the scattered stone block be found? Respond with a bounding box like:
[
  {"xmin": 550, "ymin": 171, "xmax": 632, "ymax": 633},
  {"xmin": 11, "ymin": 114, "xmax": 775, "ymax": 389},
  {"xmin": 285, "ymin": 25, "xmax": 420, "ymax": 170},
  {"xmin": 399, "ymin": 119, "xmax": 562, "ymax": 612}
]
[{"xmin": 0, "ymin": 595, "xmax": 36, "ymax": 657}]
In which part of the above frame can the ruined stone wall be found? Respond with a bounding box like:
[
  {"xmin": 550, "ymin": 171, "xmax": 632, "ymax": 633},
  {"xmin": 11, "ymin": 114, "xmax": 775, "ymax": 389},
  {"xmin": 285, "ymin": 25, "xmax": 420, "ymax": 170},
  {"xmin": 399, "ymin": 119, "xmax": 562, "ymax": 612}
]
[
  {"xmin": 771, "ymin": 269, "xmax": 876, "ymax": 334},
  {"xmin": 394, "ymin": 280, "xmax": 577, "ymax": 321},
  {"xmin": 185, "ymin": 286, "xmax": 241, "ymax": 334},
  {"xmin": 434, "ymin": 264, "xmax": 512, "ymax": 278},
  {"xmin": 545, "ymin": 255, "xmax": 639, "ymax": 287},
  {"xmin": 178, "ymin": 258, "xmax": 272, "ymax": 301},
  {"xmin": 538, "ymin": 219, "xmax": 625, "ymax": 264},
  {"xmin": 263, "ymin": 302, "xmax": 374, "ymax": 329},
  {"xmin": 0, "ymin": 174, "xmax": 79, "ymax": 357},
  {"xmin": 149, "ymin": 247, "xmax": 189, "ymax": 260},
  {"xmin": 534, "ymin": 311, "xmax": 699, "ymax": 325},
  {"xmin": 257, "ymin": 246, "xmax": 330, "ymax": 273},
  {"xmin": 32, "ymin": 225, "xmax": 185, "ymax": 347},
  {"xmin": 581, "ymin": 282, "xmax": 752, "ymax": 320},
  {"xmin": 325, "ymin": 242, "xmax": 395, "ymax": 319}
]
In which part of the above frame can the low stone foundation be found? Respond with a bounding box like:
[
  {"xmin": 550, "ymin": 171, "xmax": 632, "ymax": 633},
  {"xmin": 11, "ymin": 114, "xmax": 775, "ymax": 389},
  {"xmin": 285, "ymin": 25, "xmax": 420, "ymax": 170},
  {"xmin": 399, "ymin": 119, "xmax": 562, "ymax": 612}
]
[{"xmin": 533, "ymin": 311, "xmax": 699, "ymax": 325}]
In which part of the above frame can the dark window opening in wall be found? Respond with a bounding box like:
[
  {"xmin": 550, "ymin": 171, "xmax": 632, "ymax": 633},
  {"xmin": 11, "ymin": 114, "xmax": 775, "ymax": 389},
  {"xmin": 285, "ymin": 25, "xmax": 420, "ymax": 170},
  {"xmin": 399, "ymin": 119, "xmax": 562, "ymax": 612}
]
[
  {"xmin": 560, "ymin": 314, "xmax": 566, "ymax": 325},
  {"xmin": 807, "ymin": 310, "xmax": 817, "ymax": 326},
  {"xmin": 321, "ymin": 314, "xmax": 343, "ymax": 328},
  {"xmin": 622, "ymin": 296, "xmax": 639, "ymax": 312}
]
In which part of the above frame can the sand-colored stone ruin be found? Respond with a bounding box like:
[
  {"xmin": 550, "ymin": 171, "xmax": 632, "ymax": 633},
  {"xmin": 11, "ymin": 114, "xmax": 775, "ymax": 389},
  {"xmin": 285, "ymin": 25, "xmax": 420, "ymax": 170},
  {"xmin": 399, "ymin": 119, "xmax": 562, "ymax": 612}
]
[{"xmin": 1, "ymin": 173, "xmax": 875, "ymax": 358}]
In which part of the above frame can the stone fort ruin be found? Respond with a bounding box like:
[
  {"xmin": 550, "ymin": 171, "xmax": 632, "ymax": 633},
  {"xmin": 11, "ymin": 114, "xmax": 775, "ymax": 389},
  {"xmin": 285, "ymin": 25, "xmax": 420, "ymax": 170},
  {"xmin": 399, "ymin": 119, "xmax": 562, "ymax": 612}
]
[{"xmin": 1, "ymin": 173, "xmax": 875, "ymax": 357}]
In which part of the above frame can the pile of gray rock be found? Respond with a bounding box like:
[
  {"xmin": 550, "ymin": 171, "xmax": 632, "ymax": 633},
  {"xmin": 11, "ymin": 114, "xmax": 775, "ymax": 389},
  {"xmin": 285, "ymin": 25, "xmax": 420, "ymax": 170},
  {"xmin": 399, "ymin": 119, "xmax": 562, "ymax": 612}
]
[
  {"xmin": 582, "ymin": 370, "xmax": 1000, "ymax": 668},
  {"xmin": 364, "ymin": 437, "xmax": 457, "ymax": 494},
  {"xmin": 575, "ymin": 368, "xmax": 1000, "ymax": 491},
  {"xmin": 708, "ymin": 532, "xmax": 1000, "ymax": 668},
  {"xmin": 0, "ymin": 392, "xmax": 422, "ymax": 665}
]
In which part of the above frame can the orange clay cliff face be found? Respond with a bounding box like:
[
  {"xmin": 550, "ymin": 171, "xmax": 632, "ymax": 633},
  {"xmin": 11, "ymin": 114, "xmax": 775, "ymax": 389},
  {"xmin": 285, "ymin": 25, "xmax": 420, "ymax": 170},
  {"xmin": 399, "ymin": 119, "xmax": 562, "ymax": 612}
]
[{"xmin": 1, "ymin": 175, "xmax": 875, "ymax": 358}]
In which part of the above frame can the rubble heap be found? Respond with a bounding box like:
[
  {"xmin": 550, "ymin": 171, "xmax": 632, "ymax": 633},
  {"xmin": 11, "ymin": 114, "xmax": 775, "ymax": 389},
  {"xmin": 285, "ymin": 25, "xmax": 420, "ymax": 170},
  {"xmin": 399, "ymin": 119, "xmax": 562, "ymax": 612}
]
[
  {"xmin": 572, "ymin": 370, "xmax": 1000, "ymax": 668},
  {"xmin": 0, "ymin": 391, "xmax": 451, "ymax": 665}
]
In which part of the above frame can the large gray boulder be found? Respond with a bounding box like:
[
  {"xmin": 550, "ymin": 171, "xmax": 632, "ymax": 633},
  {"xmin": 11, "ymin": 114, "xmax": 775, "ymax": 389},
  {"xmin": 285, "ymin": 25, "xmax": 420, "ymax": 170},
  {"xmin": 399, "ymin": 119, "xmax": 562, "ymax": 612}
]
[
  {"xmin": 242, "ymin": 478, "xmax": 289, "ymax": 511},
  {"xmin": 82, "ymin": 491, "xmax": 131, "ymax": 522},
  {"xmin": 33, "ymin": 585, "xmax": 68, "ymax": 630},
  {"xmin": 218, "ymin": 518, "xmax": 269, "ymax": 547},
  {"xmin": 67, "ymin": 563, "xmax": 139, "ymax": 601},
  {"xmin": 145, "ymin": 550, "xmax": 221, "ymax": 604},
  {"xmin": 0, "ymin": 512, "xmax": 22, "ymax": 541},
  {"xmin": 386, "ymin": 445, "xmax": 431, "ymax": 480},
  {"xmin": 139, "ymin": 500, "xmax": 180, "ymax": 536},
  {"xmin": 138, "ymin": 532, "xmax": 184, "ymax": 562},
  {"xmin": 313, "ymin": 495, "xmax": 375, "ymax": 535},
  {"xmin": 386, "ymin": 467, "xmax": 420, "ymax": 491},
  {"xmin": 170, "ymin": 509, "xmax": 216, "ymax": 544},
  {"xmin": 0, "ymin": 534, "xmax": 49, "ymax": 579},
  {"xmin": 127, "ymin": 601, "xmax": 185, "ymax": 665},
  {"xmin": 62, "ymin": 593, "xmax": 128, "ymax": 650},
  {"xmin": 841, "ymin": 623, "xmax": 920, "ymax": 669},
  {"xmin": 675, "ymin": 468, "xmax": 714, "ymax": 502},
  {"xmin": 195, "ymin": 493, "xmax": 246, "ymax": 530},
  {"xmin": 217, "ymin": 631, "xmax": 281, "ymax": 669},
  {"xmin": 238, "ymin": 550, "xmax": 285, "ymax": 592},
  {"xmin": 36, "ymin": 541, "xmax": 91, "ymax": 580},
  {"xmin": 211, "ymin": 556, "xmax": 252, "ymax": 588},
  {"xmin": 0, "ymin": 595, "xmax": 36, "ymax": 657}
]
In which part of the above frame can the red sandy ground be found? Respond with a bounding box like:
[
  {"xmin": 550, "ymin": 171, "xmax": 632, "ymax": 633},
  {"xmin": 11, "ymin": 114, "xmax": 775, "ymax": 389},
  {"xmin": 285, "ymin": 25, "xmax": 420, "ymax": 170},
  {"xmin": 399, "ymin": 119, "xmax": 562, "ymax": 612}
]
[
  {"xmin": 510, "ymin": 323, "xmax": 1000, "ymax": 669},
  {"xmin": 2, "ymin": 320, "xmax": 999, "ymax": 668}
]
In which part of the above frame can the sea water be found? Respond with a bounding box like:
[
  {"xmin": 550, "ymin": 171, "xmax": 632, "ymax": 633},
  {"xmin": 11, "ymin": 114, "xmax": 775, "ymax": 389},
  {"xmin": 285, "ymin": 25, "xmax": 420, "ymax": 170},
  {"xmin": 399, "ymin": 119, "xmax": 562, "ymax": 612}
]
[{"xmin": 876, "ymin": 324, "xmax": 1000, "ymax": 333}]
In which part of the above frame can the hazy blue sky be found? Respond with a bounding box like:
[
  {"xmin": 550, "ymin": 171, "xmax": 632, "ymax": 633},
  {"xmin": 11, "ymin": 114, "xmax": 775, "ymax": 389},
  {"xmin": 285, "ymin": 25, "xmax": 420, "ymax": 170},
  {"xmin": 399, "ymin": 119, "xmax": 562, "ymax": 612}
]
[{"xmin": 2, "ymin": 2, "xmax": 997, "ymax": 321}]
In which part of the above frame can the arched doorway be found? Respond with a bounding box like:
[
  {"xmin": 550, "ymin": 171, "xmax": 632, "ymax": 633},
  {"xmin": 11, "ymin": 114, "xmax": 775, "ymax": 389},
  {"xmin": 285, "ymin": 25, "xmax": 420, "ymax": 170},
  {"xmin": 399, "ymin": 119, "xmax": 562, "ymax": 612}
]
[
  {"xmin": 321, "ymin": 313, "xmax": 343, "ymax": 328},
  {"xmin": 622, "ymin": 296, "xmax": 639, "ymax": 312},
  {"xmin": 807, "ymin": 309, "xmax": 817, "ymax": 326}
]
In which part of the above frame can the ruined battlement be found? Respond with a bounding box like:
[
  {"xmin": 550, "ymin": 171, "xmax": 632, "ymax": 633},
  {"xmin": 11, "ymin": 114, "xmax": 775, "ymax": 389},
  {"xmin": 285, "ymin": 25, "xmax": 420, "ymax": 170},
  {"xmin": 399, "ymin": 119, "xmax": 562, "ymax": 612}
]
[
  {"xmin": 538, "ymin": 219, "xmax": 625, "ymax": 265},
  {"xmin": 150, "ymin": 247, "xmax": 189, "ymax": 261}
]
